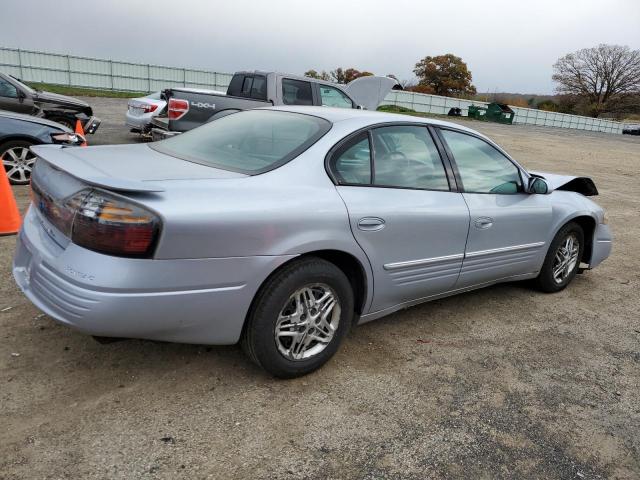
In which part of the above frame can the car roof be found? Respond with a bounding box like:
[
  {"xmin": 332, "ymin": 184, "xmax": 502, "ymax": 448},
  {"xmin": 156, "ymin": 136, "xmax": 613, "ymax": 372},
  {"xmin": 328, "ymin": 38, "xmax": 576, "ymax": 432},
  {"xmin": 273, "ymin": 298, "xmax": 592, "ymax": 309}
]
[{"xmin": 263, "ymin": 105, "xmax": 482, "ymax": 136}]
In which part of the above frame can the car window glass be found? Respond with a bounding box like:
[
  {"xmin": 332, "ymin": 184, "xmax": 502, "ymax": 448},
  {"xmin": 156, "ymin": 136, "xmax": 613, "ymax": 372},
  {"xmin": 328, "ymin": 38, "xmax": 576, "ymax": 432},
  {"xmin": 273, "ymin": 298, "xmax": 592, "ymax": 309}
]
[
  {"xmin": 441, "ymin": 129, "xmax": 522, "ymax": 194},
  {"xmin": 146, "ymin": 92, "xmax": 162, "ymax": 100},
  {"xmin": 151, "ymin": 110, "xmax": 330, "ymax": 175},
  {"xmin": 319, "ymin": 85, "xmax": 353, "ymax": 108},
  {"xmin": 330, "ymin": 133, "xmax": 371, "ymax": 185},
  {"xmin": 241, "ymin": 76, "xmax": 253, "ymax": 96},
  {"xmin": 371, "ymin": 126, "xmax": 449, "ymax": 190},
  {"xmin": 282, "ymin": 78, "xmax": 313, "ymax": 105},
  {"xmin": 0, "ymin": 79, "xmax": 18, "ymax": 98},
  {"xmin": 250, "ymin": 76, "xmax": 267, "ymax": 100}
]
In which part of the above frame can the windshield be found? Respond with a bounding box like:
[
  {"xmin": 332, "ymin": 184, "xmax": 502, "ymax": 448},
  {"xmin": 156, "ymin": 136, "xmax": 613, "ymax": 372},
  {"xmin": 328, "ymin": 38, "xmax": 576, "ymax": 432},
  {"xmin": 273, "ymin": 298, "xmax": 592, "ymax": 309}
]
[
  {"xmin": 9, "ymin": 75, "xmax": 35, "ymax": 94},
  {"xmin": 151, "ymin": 110, "xmax": 331, "ymax": 174}
]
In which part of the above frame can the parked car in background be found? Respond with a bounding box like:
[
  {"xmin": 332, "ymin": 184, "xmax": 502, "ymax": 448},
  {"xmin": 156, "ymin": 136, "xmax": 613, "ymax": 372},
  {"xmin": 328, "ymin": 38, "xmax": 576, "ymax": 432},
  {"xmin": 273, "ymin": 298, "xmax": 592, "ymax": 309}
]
[
  {"xmin": 1, "ymin": 110, "xmax": 85, "ymax": 184},
  {"xmin": 125, "ymin": 91, "xmax": 167, "ymax": 135},
  {"xmin": 622, "ymin": 124, "xmax": 640, "ymax": 135},
  {"xmin": 151, "ymin": 71, "xmax": 399, "ymax": 140},
  {"xmin": 13, "ymin": 107, "xmax": 611, "ymax": 377},
  {"xmin": 0, "ymin": 72, "xmax": 100, "ymax": 134}
]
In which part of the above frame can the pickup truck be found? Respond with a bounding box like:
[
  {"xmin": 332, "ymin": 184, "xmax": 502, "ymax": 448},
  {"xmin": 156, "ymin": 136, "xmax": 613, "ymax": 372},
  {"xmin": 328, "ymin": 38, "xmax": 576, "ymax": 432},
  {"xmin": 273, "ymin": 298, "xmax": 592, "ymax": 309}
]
[
  {"xmin": 0, "ymin": 72, "xmax": 100, "ymax": 134},
  {"xmin": 151, "ymin": 71, "xmax": 398, "ymax": 140}
]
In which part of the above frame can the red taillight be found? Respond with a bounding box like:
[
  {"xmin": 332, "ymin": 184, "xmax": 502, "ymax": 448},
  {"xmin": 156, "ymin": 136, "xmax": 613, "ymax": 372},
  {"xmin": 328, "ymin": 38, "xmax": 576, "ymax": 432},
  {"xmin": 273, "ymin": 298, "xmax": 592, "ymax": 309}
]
[
  {"xmin": 143, "ymin": 103, "xmax": 158, "ymax": 113},
  {"xmin": 31, "ymin": 179, "xmax": 160, "ymax": 258},
  {"xmin": 72, "ymin": 191, "xmax": 160, "ymax": 257},
  {"xmin": 168, "ymin": 98, "xmax": 189, "ymax": 120}
]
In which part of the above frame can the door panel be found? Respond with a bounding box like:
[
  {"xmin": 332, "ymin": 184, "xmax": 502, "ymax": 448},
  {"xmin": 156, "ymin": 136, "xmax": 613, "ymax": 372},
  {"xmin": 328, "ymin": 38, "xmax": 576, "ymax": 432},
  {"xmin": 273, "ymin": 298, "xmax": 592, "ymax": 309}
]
[
  {"xmin": 337, "ymin": 186, "xmax": 469, "ymax": 312},
  {"xmin": 457, "ymin": 193, "xmax": 552, "ymax": 287}
]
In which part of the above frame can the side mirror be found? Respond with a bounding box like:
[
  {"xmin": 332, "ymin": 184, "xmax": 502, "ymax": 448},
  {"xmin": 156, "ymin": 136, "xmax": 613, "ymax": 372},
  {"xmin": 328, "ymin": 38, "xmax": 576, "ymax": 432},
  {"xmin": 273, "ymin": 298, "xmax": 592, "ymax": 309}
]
[
  {"xmin": 528, "ymin": 177, "xmax": 549, "ymax": 194},
  {"xmin": 17, "ymin": 90, "xmax": 26, "ymax": 103}
]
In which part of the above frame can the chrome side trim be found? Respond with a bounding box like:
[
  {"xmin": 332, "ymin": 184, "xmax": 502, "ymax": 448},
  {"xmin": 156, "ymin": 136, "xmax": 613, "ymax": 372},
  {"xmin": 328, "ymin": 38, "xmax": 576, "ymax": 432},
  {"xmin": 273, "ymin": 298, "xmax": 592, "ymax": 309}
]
[
  {"xmin": 465, "ymin": 242, "xmax": 545, "ymax": 259},
  {"xmin": 383, "ymin": 253, "xmax": 464, "ymax": 271}
]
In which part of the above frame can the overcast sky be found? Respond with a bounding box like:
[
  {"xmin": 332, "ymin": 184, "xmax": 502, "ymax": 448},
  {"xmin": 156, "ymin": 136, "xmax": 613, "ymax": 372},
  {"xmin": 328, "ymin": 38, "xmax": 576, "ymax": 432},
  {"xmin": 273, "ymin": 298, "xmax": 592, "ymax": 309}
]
[{"xmin": 1, "ymin": 0, "xmax": 638, "ymax": 94}]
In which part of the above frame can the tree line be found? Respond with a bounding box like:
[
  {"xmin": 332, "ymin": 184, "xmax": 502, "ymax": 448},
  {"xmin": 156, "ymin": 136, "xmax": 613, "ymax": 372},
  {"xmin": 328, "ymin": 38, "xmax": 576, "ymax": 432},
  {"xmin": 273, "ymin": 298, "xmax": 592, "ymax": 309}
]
[{"xmin": 305, "ymin": 44, "xmax": 640, "ymax": 119}]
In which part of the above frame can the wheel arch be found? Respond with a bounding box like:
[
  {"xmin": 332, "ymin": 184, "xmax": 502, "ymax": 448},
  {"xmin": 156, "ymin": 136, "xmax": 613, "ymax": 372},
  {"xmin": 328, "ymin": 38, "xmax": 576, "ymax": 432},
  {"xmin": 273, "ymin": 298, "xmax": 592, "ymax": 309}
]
[
  {"xmin": 552, "ymin": 214, "xmax": 597, "ymax": 265},
  {"xmin": 569, "ymin": 215, "xmax": 596, "ymax": 265},
  {"xmin": 242, "ymin": 249, "xmax": 371, "ymax": 338},
  {"xmin": 0, "ymin": 135, "xmax": 41, "ymax": 147}
]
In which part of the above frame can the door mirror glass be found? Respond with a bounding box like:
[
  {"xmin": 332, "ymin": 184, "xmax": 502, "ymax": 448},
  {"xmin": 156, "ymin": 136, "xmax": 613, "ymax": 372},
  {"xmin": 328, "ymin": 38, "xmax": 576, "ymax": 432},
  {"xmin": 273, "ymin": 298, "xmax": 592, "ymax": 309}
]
[{"xmin": 529, "ymin": 177, "xmax": 549, "ymax": 194}]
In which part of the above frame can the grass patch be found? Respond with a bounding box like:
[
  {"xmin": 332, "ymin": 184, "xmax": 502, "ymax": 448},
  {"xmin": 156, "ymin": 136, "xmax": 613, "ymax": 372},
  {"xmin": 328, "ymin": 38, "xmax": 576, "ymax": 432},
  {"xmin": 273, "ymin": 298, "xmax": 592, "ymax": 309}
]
[{"xmin": 27, "ymin": 82, "xmax": 146, "ymax": 98}]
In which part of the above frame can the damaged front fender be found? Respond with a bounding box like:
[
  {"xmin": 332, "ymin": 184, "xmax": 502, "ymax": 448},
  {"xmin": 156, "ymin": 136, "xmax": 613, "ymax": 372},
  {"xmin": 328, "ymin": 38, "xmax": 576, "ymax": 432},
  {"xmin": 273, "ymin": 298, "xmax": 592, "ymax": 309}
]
[{"xmin": 530, "ymin": 171, "xmax": 599, "ymax": 196}]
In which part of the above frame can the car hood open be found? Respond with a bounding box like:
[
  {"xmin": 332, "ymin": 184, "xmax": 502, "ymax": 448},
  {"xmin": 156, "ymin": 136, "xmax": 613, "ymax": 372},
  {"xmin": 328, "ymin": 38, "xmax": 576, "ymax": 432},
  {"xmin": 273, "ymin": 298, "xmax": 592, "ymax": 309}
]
[
  {"xmin": 531, "ymin": 171, "xmax": 598, "ymax": 196},
  {"xmin": 31, "ymin": 143, "xmax": 246, "ymax": 193}
]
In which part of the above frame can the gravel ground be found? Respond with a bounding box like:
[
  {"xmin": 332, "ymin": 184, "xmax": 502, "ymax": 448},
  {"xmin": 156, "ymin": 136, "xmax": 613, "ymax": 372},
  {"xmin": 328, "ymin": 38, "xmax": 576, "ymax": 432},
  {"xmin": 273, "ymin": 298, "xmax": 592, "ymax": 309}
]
[{"xmin": 1, "ymin": 98, "xmax": 639, "ymax": 480}]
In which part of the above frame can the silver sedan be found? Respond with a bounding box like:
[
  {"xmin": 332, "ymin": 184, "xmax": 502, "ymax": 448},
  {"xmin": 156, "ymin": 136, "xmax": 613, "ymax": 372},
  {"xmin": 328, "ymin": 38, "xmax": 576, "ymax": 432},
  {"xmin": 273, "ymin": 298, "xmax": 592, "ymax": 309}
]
[{"xmin": 13, "ymin": 107, "xmax": 612, "ymax": 377}]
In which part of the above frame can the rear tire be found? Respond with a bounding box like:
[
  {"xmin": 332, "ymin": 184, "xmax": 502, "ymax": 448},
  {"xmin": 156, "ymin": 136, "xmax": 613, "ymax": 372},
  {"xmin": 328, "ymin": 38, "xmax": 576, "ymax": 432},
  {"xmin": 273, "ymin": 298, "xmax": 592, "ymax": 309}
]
[
  {"xmin": 534, "ymin": 222, "xmax": 584, "ymax": 293},
  {"xmin": 1, "ymin": 140, "xmax": 37, "ymax": 185},
  {"xmin": 241, "ymin": 257, "xmax": 354, "ymax": 378}
]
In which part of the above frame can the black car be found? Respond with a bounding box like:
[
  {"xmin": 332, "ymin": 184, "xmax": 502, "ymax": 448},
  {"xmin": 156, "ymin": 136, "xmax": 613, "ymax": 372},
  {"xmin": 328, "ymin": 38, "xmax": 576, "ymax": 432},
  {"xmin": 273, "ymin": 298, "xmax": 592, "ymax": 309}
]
[
  {"xmin": 0, "ymin": 72, "xmax": 100, "ymax": 134},
  {"xmin": 1, "ymin": 110, "xmax": 84, "ymax": 184}
]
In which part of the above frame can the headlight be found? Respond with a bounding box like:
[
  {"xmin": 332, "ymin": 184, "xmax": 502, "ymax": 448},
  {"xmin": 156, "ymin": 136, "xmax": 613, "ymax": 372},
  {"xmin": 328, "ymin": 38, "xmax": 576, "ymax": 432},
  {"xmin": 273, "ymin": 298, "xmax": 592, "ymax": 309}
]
[{"xmin": 51, "ymin": 132, "xmax": 85, "ymax": 145}]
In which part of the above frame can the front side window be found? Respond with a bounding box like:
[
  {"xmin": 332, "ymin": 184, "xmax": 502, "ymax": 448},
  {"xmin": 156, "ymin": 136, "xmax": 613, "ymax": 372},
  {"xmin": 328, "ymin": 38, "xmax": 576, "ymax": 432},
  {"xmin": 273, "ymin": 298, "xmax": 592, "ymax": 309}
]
[
  {"xmin": 371, "ymin": 126, "xmax": 449, "ymax": 190},
  {"xmin": 330, "ymin": 133, "xmax": 371, "ymax": 185},
  {"xmin": 282, "ymin": 78, "xmax": 313, "ymax": 105},
  {"xmin": 319, "ymin": 85, "xmax": 353, "ymax": 109},
  {"xmin": 151, "ymin": 110, "xmax": 331, "ymax": 175},
  {"xmin": 440, "ymin": 129, "xmax": 522, "ymax": 194},
  {"xmin": 0, "ymin": 79, "xmax": 18, "ymax": 98}
]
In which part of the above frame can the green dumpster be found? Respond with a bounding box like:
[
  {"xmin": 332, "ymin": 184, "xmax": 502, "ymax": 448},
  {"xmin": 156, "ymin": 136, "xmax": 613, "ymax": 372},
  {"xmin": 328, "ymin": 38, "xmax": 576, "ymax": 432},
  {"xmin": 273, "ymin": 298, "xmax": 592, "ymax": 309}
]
[{"xmin": 468, "ymin": 102, "xmax": 515, "ymax": 125}]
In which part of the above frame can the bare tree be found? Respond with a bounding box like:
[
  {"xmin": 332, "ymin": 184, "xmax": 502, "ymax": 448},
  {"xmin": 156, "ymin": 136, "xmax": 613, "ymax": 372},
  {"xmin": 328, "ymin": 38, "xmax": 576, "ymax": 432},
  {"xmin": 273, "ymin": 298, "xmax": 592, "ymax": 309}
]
[{"xmin": 552, "ymin": 44, "xmax": 640, "ymax": 117}]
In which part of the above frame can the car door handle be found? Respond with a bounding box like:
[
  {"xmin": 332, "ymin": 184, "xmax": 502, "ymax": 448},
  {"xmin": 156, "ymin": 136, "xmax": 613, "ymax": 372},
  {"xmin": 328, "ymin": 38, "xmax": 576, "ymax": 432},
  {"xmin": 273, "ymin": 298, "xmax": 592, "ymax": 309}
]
[
  {"xmin": 474, "ymin": 217, "xmax": 494, "ymax": 229},
  {"xmin": 357, "ymin": 217, "xmax": 386, "ymax": 231}
]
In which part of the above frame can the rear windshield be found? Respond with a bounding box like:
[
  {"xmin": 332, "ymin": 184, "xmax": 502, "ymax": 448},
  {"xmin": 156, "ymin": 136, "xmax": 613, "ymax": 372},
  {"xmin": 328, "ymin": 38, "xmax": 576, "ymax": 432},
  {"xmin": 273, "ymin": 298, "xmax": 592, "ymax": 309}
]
[{"xmin": 151, "ymin": 110, "xmax": 331, "ymax": 174}]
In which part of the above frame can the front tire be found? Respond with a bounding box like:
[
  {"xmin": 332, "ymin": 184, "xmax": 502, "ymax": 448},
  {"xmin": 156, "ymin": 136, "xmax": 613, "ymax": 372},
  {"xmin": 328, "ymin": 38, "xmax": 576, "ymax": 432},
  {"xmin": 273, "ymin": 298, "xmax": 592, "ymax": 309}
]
[
  {"xmin": 534, "ymin": 222, "xmax": 584, "ymax": 293},
  {"xmin": 1, "ymin": 140, "xmax": 37, "ymax": 185},
  {"xmin": 242, "ymin": 257, "xmax": 354, "ymax": 378}
]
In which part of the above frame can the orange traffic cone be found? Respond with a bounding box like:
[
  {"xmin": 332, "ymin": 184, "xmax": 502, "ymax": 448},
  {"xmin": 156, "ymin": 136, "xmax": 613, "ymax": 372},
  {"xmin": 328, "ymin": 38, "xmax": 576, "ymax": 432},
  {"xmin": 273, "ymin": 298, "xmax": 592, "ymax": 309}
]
[
  {"xmin": 0, "ymin": 167, "xmax": 22, "ymax": 235},
  {"xmin": 75, "ymin": 120, "xmax": 88, "ymax": 147}
]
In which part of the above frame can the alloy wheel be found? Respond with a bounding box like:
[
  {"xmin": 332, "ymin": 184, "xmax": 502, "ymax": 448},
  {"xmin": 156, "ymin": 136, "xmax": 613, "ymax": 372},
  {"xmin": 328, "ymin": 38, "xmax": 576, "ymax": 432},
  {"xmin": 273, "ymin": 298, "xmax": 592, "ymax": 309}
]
[
  {"xmin": 2, "ymin": 146, "xmax": 36, "ymax": 184},
  {"xmin": 274, "ymin": 283, "xmax": 341, "ymax": 361},
  {"xmin": 552, "ymin": 234, "xmax": 580, "ymax": 284}
]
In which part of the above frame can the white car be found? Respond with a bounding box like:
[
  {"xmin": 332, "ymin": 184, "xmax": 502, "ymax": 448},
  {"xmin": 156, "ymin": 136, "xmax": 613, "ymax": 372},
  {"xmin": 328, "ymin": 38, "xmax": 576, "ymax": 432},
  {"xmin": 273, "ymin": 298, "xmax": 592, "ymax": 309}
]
[{"xmin": 125, "ymin": 92, "xmax": 166, "ymax": 134}]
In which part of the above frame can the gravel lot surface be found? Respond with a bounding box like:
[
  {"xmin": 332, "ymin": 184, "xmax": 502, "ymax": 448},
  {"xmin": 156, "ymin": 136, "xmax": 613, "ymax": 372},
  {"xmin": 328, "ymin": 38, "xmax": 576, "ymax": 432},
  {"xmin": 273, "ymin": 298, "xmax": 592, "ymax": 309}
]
[{"xmin": 1, "ymin": 98, "xmax": 639, "ymax": 479}]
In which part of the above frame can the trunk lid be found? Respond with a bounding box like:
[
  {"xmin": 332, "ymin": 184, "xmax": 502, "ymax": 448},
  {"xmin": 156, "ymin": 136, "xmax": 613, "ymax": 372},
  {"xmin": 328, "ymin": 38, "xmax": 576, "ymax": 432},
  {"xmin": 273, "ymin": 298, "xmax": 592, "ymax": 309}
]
[{"xmin": 31, "ymin": 144, "xmax": 246, "ymax": 193}]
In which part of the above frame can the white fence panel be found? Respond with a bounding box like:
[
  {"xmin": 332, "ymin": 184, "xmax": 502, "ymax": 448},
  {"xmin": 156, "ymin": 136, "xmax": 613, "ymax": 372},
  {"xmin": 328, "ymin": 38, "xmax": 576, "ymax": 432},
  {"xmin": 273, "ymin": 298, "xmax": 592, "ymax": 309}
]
[{"xmin": 0, "ymin": 46, "xmax": 626, "ymax": 134}]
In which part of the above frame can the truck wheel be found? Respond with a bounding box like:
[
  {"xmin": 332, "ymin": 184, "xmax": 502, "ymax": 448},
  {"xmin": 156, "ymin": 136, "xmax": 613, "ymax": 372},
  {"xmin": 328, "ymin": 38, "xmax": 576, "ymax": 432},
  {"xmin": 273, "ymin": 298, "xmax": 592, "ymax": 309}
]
[{"xmin": 241, "ymin": 257, "xmax": 354, "ymax": 378}]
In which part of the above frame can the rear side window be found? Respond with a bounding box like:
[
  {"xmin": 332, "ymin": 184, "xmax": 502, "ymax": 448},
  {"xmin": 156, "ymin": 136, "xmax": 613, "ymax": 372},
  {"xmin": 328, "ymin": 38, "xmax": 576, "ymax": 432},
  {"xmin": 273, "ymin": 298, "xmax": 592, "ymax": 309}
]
[
  {"xmin": 319, "ymin": 85, "xmax": 353, "ymax": 109},
  {"xmin": 228, "ymin": 75, "xmax": 267, "ymax": 100},
  {"xmin": 282, "ymin": 78, "xmax": 313, "ymax": 105},
  {"xmin": 329, "ymin": 133, "xmax": 371, "ymax": 185},
  {"xmin": 151, "ymin": 110, "xmax": 331, "ymax": 175}
]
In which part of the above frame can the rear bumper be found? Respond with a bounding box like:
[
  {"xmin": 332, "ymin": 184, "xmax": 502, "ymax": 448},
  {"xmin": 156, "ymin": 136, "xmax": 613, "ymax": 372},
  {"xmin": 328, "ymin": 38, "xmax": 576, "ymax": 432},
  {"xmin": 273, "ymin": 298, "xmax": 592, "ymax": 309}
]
[
  {"xmin": 125, "ymin": 111, "xmax": 153, "ymax": 132},
  {"xmin": 151, "ymin": 127, "xmax": 181, "ymax": 141},
  {"xmin": 13, "ymin": 207, "xmax": 294, "ymax": 344}
]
